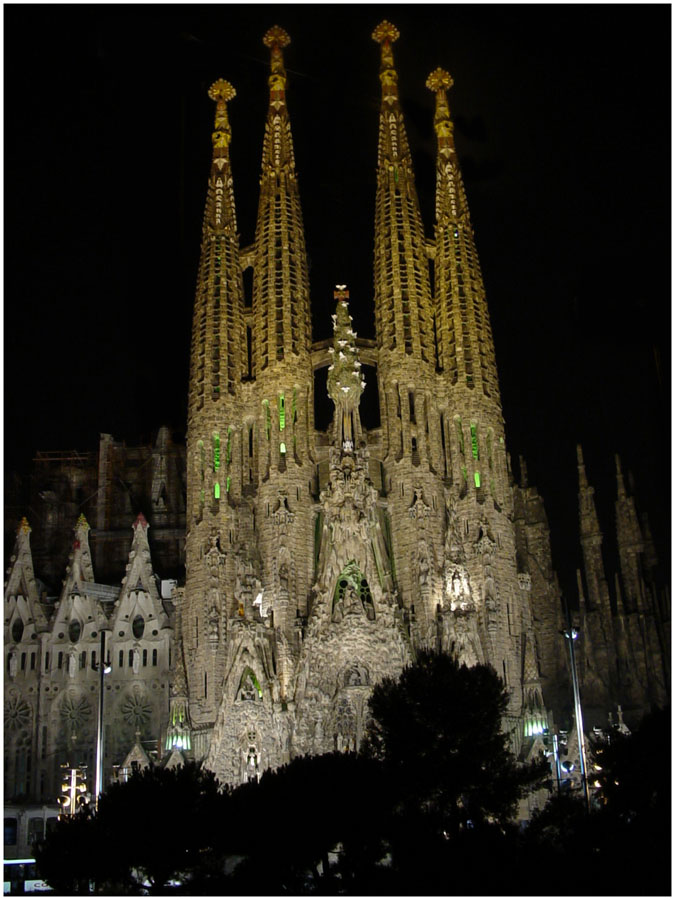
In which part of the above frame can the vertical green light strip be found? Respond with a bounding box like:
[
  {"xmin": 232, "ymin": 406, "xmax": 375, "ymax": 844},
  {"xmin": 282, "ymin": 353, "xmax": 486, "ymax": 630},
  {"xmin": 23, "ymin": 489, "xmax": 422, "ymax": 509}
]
[
  {"xmin": 279, "ymin": 393, "xmax": 286, "ymax": 430},
  {"xmin": 470, "ymin": 424, "xmax": 479, "ymax": 459},
  {"xmin": 474, "ymin": 472, "xmax": 481, "ymax": 488},
  {"xmin": 213, "ymin": 433, "xmax": 220, "ymax": 470}
]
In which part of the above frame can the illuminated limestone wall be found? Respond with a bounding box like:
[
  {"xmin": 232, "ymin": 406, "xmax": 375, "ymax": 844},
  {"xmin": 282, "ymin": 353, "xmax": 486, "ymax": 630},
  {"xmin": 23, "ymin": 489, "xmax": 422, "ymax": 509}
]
[{"xmin": 4, "ymin": 516, "xmax": 173, "ymax": 802}]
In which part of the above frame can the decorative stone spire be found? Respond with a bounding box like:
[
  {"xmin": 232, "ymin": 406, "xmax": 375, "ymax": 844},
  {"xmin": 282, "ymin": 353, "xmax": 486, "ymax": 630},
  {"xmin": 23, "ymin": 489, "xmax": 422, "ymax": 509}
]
[
  {"xmin": 188, "ymin": 77, "xmax": 244, "ymax": 419},
  {"xmin": 327, "ymin": 286, "xmax": 366, "ymax": 452},
  {"xmin": 372, "ymin": 21, "xmax": 434, "ymax": 367},
  {"xmin": 64, "ymin": 514, "xmax": 96, "ymax": 594},
  {"xmin": 251, "ymin": 25, "xmax": 311, "ymax": 374},
  {"xmin": 427, "ymin": 67, "xmax": 499, "ymax": 398}
]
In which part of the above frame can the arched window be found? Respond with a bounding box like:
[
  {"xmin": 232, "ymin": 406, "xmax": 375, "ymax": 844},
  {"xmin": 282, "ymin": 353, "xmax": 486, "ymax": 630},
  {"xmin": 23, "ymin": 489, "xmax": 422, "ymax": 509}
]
[
  {"xmin": 11, "ymin": 619, "xmax": 24, "ymax": 644},
  {"xmin": 132, "ymin": 615, "xmax": 145, "ymax": 639},
  {"xmin": 152, "ymin": 649, "xmax": 158, "ymax": 666},
  {"xmin": 332, "ymin": 562, "xmax": 375, "ymax": 621},
  {"xmin": 237, "ymin": 667, "xmax": 263, "ymax": 701},
  {"xmin": 68, "ymin": 620, "xmax": 81, "ymax": 643}
]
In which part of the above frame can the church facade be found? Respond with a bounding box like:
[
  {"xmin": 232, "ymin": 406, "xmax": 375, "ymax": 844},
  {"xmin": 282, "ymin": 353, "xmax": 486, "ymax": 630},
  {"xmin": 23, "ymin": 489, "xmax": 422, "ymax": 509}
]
[{"xmin": 5, "ymin": 22, "xmax": 669, "ymax": 806}]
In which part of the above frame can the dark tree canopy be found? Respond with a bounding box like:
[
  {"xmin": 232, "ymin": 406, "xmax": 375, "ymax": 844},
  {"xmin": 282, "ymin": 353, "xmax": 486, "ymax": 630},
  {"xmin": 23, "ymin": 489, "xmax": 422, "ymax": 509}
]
[
  {"xmin": 36, "ymin": 761, "xmax": 227, "ymax": 894},
  {"xmin": 363, "ymin": 650, "xmax": 548, "ymax": 835}
]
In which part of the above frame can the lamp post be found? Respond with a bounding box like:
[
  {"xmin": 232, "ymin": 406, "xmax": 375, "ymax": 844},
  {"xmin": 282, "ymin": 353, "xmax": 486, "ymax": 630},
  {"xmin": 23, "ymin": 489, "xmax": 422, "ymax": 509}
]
[
  {"xmin": 562, "ymin": 603, "xmax": 591, "ymax": 813},
  {"xmin": 94, "ymin": 630, "xmax": 111, "ymax": 805}
]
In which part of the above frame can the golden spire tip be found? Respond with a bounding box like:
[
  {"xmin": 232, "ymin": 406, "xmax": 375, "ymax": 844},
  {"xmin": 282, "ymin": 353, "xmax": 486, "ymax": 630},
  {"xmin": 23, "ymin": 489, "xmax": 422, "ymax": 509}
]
[
  {"xmin": 263, "ymin": 25, "xmax": 291, "ymax": 49},
  {"xmin": 372, "ymin": 20, "xmax": 400, "ymax": 44},
  {"xmin": 208, "ymin": 79, "xmax": 236, "ymax": 103},
  {"xmin": 426, "ymin": 67, "xmax": 454, "ymax": 93}
]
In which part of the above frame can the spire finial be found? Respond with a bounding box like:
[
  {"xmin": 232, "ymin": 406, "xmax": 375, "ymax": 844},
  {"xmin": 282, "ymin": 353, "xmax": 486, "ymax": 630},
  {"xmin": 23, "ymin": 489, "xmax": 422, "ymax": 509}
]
[
  {"xmin": 372, "ymin": 20, "xmax": 400, "ymax": 47},
  {"xmin": 426, "ymin": 67, "xmax": 455, "ymax": 143},
  {"xmin": 372, "ymin": 21, "xmax": 400, "ymax": 95},
  {"xmin": 263, "ymin": 25, "xmax": 290, "ymax": 96},
  {"xmin": 208, "ymin": 79, "xmax": 236, "ymax": 151},
  {"xmin": 18, "ymin": 517, "xmax": 31, "ymax": 535},
  {"xmin": 334, "ymin": 284, "xmax": 350, "ymax": 303}
]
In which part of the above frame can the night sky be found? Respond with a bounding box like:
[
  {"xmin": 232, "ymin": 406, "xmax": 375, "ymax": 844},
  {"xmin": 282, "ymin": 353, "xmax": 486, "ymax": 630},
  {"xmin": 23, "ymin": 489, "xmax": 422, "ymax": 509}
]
[{"xmin": 4, "ymin": 4, "xmax": 670, "ymax": 595}]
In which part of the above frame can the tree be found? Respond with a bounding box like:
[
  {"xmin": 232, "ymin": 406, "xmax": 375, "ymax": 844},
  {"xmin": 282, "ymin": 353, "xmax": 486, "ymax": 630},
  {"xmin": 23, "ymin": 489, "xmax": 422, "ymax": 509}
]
[
  {"xmin": 224, "ymin": 752, "xmax": 394, "ymax": 894},
  {"xmin": 363, "ymin": 651, "xmax": 548, "ymax": 837},
  {"xmin": 36, "ymin": 761, "xmax": 228, "ymax": 894},
  {"xmin": 360, "ymin": 650, "xmax": 548, "ymax": 892}
]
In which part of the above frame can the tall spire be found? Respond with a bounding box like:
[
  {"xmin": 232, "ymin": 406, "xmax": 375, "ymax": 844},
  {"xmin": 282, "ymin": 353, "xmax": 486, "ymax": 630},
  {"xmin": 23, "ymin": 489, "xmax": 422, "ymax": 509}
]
[
  {"xmin": 252, "ymin": 25, "xmax": 311, "ymax": 374},
  {"xmin": 372, "ymin": 21, "xmax": 434, "ymax": 367},
  {"xmin": 327, "ymin": 285, "xmax": 365, "ymax": 453},
  {"xmin": 427, "ymin": 68, "xmax": 499, "ymax": 399},
  {"xmin": 188, "ymin": 78, "xmax": 244, "ymax": 420}
]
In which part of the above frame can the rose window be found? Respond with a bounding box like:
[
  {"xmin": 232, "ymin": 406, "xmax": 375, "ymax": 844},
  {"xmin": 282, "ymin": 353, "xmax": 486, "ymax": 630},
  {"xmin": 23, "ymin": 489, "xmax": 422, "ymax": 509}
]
[
  {"xmin": 60, "ymin": 695, "xmax": 92, "ymax": 729},
  {"xmin": 4, "ymin": 695, "xmax": 31, "ymax": 732},
  {"xmin": 121, "ymin": 691, "xmax": 152, "ymax": 728}
]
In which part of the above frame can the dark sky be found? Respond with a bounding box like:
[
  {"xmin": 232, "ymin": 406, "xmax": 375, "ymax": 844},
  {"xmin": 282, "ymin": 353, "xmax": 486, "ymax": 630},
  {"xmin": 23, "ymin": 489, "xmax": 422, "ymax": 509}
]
[{"xmin": 4, "ymin": 4, "xmax": 670, "ymax": 592}]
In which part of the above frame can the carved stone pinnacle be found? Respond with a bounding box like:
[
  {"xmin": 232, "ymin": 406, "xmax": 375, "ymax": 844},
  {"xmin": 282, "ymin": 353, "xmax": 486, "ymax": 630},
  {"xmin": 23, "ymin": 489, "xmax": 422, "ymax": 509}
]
[
  {"xmin": 263, "ymin": 25, "xmax": 291, "ymax": 49},
  {"xmin": 372, "ymin": 20, "xmax": 399, "ymax": 45},
  {"xmin": 426, "ymin": 68, "xmax": 454, "ymax": 93},
  {"xmin": 208, "ymin": 79, "xmax": 236, "ymax": 103}
]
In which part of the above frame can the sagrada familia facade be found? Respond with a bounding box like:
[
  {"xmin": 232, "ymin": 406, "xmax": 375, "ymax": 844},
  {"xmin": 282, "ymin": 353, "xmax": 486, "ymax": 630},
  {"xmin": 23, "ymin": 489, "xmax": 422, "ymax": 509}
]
[{"xmin": 5, "ymin": 23, "xmax": 669, "ymax": 805}]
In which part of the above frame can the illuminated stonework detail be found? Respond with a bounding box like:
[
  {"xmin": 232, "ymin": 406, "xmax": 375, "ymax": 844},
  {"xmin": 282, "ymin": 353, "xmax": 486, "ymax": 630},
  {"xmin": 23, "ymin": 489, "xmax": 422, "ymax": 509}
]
[
  {"xmin": 372, "ymin": 21, "xmax": 433, "ymax": 368},
  {"xmin": 427, "ymin": 67, "xmax": 498, "ymax": 399}
]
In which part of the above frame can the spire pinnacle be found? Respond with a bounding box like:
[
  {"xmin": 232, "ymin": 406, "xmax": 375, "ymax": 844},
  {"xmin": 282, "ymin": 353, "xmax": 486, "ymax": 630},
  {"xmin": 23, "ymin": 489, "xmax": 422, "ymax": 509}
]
[
  {"xmin": 426, "ymin": 67, "xmax": 455, "ymax": 146},
  {"xmin": 263, "ymin": 25, "xmax": 291, "ymax": 98},
  {"xmin": 576, "ymin": 444, "xmax": 588, "ymax": 487},
  {"xmin": 208, "ymin": 78, "xmax": 236, "ymax": 153},
  {"xmin": 372, "ymin": 21, "xmax": 400, "ymax": 100},
  {"xmin": 18, "ymin": 517, "xmax": 31, "ymax": 535},
  {"xmin": 615, "ymin": 453, "xmax": 627, "ymax": 498}
]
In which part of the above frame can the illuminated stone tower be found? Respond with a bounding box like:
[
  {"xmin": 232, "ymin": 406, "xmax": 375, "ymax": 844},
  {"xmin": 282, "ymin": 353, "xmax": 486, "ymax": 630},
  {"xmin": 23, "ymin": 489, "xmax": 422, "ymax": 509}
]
[{"xmin": 177, "ymin": 20, "xmax": 552, "ymax": 784}]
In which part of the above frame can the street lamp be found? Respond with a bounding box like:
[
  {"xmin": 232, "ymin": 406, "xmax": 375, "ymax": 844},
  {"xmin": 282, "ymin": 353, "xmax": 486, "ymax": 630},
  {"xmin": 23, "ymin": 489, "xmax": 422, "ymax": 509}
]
[
  {"xmin": 93, "ymin": 630, "xmax": 111, "ymax": 805},
  {"xmin": 561, "ymin": 602, "xmax": 590, "ymax": 813}
]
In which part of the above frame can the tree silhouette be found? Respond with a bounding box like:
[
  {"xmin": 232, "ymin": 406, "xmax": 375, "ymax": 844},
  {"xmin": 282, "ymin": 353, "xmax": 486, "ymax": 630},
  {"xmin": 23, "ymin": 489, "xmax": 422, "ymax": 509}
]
[
  {"xmin": 364, "ymin": 651, "xmax": 548, "ymax": 832},
  {"xmin": 36, "ymin": 761, "xmax": 228, "ymax": 894}
]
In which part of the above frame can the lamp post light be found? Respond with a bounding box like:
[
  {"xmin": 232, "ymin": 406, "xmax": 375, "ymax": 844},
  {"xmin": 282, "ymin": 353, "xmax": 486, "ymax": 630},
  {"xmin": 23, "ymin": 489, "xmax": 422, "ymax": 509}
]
[
  {"xmin": 94, "ymin": 629, "xmax": 112, "ymax": 805},
  {"xmin": 562, "ymin": 603, "xmax": 591, "ymax": 813}
]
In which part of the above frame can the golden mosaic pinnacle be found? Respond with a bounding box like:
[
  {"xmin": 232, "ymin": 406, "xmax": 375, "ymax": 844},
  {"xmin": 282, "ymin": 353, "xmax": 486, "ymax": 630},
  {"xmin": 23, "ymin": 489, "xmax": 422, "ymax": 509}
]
[
  {"xmin": 208, "ymin": 79, "xmax": 236, "ymax": 103},
  {"xmin": 372, "ymin": 20, "xmax": 400, "ymax": 44},
  {"xmin": 19, "ymin": 517, "xmax": 31, "ymax": 534},
  {"xmin": 263, "ymin": 25, "xmax": 291, "ymax": 49},
  {"xmin": 426, "ymin": 67, "xmax": 454, "ymax": 93}
]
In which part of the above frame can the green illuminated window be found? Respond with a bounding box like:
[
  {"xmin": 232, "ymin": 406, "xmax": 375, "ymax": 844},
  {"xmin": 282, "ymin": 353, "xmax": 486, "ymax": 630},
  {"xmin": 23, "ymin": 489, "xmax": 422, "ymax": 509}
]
[
  {"xmin": 214, "ymin": 483, "xmax": 220, "ymax": 500},
  {"xmin": 461, "ymin": 466, "xmax": 467, "ymax": 482},
  {"xmin": 200, "ymin": 488, "xmax": 205, "ymax": 504},
  {"xmin": 280, "ymin": 442, "xmax": 286, "ymax": 455},
  {"xmin": 470, "ymin": 424, "xmax": 479, "ymax": 459},
  {"xmin": 213, "ymin": 433, "xmax": 220, "ymax": 471},
  {"xmin": 279, "ymin": 393, "xmax": 286, "ymax": 430},
  {"xmin": 474, "ymin": 472, "xmax": 481, "ymax": 488}
]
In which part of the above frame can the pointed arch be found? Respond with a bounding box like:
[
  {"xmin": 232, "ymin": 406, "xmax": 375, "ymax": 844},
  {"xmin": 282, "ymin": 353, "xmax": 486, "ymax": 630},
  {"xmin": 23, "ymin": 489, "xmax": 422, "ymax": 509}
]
[
  {"xmin": 237, "ymin": 667, "xmax": 263, "ymax": 702},
  {"xmin": 332, "ymin": 561, "xmax": 375, "ymax": 621}
]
